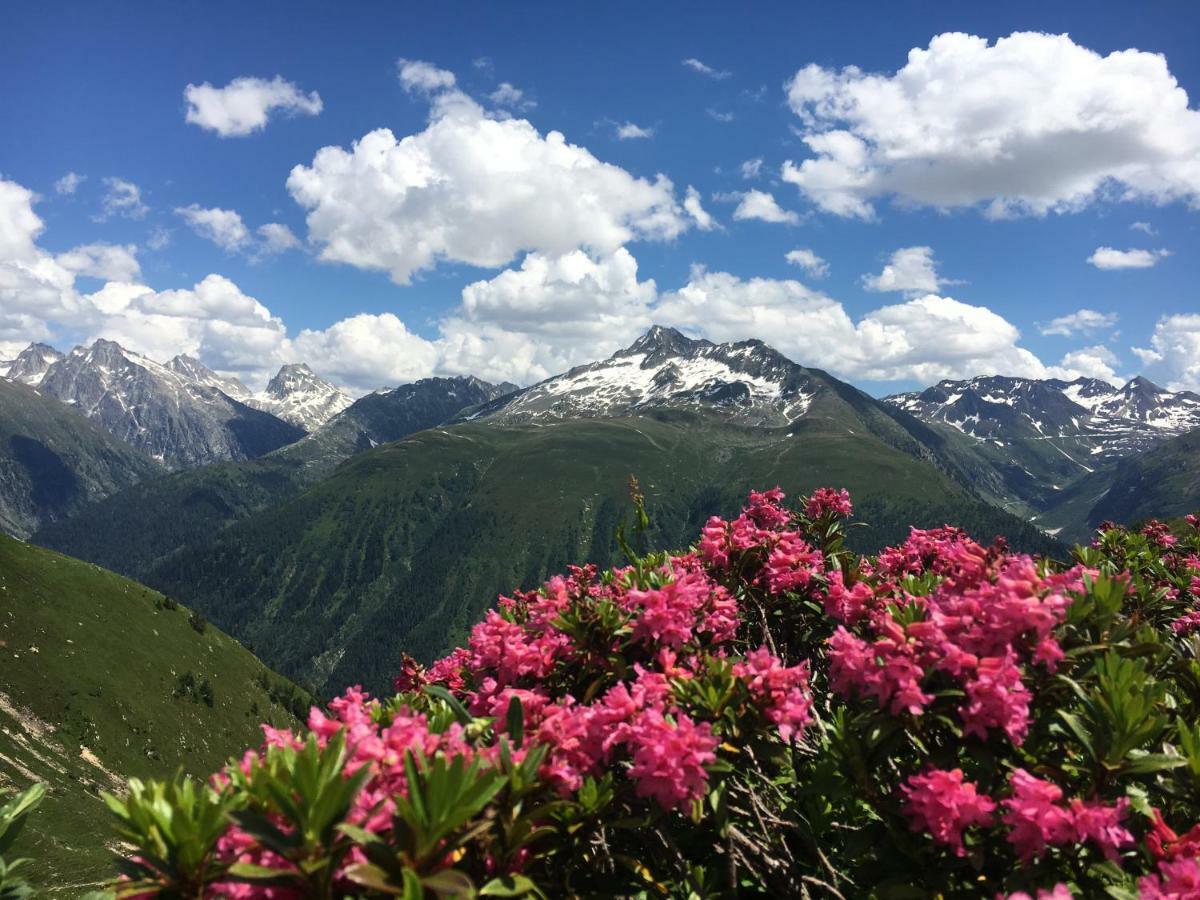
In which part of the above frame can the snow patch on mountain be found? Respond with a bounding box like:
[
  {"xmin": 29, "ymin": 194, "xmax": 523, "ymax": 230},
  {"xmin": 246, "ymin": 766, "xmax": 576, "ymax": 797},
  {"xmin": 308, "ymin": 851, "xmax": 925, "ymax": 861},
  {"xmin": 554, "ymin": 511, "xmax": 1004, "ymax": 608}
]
[{"xmin": 470, "ymin": 326, "xmax": 818, "ymax": 426}]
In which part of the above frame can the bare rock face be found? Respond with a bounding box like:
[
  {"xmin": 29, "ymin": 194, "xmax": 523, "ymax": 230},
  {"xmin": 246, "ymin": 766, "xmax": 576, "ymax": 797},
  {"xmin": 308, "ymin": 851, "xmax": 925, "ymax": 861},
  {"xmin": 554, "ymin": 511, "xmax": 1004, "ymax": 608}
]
[{"xmin": 37, "ymin": 340, "xmax": 304, "ymax": 469}]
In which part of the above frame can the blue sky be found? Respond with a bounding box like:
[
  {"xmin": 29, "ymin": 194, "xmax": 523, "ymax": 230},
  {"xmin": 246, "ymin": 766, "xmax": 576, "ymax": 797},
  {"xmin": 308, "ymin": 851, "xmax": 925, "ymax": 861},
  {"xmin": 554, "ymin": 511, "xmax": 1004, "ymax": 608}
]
[{"xmin": 1, "ymin": 0, "xmax": 1198, "ymax": 394}]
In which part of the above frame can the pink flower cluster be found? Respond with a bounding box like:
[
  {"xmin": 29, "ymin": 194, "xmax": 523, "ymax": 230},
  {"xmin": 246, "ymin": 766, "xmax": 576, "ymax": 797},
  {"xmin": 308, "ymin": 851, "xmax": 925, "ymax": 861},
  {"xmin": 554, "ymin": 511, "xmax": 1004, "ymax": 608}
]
[
  {"xmin": 733, "ymin": 647, "xmax": 813, "ymax": 742},
  {"xmin": 902, "ymin": 767, "xmax": 1134, "ymax": 868},
  {"xmin": 900, "ymin": 768, "xmax": 996, "ymax": 856},
  {"xmin": 828, "ymin": 527, "xmax": 1080, "ymax": 745},
  {"xmin": 1001, "ymin": 769, "xmax": 1132, "ymax": 863},
  {"xmin": 806, "ymin": 487, "xmax": 853, "ymax": 520}
]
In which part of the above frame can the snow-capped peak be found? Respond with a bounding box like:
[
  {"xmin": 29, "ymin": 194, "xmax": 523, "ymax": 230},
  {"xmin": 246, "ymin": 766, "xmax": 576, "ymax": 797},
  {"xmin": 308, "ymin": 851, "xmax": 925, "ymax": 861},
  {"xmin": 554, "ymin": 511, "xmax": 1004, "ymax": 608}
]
[
  {"xmin": 246, "ymin": 363, "xmax": 352, "ymax": 432},
  {"xmin": 467, "ymin": 326, "xmax": 819, "ymax": 426}
]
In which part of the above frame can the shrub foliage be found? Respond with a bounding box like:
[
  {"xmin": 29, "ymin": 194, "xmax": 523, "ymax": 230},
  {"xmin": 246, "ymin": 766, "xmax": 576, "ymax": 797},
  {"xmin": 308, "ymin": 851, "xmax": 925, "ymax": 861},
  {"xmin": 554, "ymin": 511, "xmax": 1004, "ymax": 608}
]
[{"xmin": 42, "ymin": 491, "xmax": 1200, "ymax": 896}]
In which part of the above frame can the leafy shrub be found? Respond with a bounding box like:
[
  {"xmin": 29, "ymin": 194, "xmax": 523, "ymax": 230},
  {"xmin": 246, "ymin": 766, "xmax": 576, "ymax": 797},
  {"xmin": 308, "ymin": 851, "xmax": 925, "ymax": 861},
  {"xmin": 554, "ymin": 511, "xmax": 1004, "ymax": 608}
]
[
  {"xmin": 96, "ymin": 494, "xmax": 1200, "ymax": 897},
  {"xmin": 189, "ymin": 611, "xmax": 208, "ymax": 634},
  {"xmin": 0, "ymin": 783, "xmax": 44, "ymax": 900}
]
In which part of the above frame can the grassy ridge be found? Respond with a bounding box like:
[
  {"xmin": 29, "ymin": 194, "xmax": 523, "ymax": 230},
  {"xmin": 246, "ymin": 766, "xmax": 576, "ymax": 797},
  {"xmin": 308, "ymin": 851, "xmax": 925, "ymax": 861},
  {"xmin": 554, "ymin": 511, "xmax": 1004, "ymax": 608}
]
[{"xmin": 0, "ymin": 536, "xmax": 310, "ymax": 893}]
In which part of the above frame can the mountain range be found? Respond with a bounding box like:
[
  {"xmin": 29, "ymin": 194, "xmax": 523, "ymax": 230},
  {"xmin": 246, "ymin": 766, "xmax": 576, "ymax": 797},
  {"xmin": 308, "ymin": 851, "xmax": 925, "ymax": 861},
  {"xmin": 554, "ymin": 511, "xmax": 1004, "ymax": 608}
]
[{"xmin": 6, "ymin": 325, "xmax": 1199, "ymax": 695}]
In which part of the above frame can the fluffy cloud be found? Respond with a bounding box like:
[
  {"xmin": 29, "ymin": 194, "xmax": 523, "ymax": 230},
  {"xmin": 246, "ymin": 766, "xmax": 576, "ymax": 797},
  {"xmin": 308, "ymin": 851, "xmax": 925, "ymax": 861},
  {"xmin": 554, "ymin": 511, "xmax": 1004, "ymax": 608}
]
[
  {"xmin": 287, "ymin": 80, "xmax": 691, "ymax": 284},
  {"xmin": 184, "ymin": 76, "xmax": 323, "ymax": 137},
  {"xmin": 1130, "ymin": 221, "xmax": 1157, "ymax": 235},
  {"xmin": 615, "ymin": 121, "xmax": 653, "ymax": 140},
  {"xmin": 54, "ymin": 172, "xmax": 85, "ymax": 195},
  {"xmin": 706, "ymin": 109, "xmax": 735, "ymax": 123},
  {"xmin": 654, "ymin": 268, "xmax": 1100, "ymax": 384},
  {"xmin": 1053, "ymin": 345, "xmax": 1121, "ymax": 383},
  {"xmin": 862, "ymin": 246, "xmax": 944, "ymax": 295},
  {"xmin": 783, "ymin": 32, "xmax": 1200, "ymax": 219},
  {"xmin": 1040, "ymin": 309, "xmax": 1119, "ymax": 337},
  {"xmin": 176, "ymin": 205, "xmax": 251, "ymax": 251},
  {"xmin": 397, "ymin": 59, "xmax": 457, "ymax": 94},
  {"xmin": 291, "ymin": 314, "xmax": 439, "ymax": 392},
  {"xmin": 489, "ymin": 82, "xmax": 534, "ymax": 110},
  {"xmin": 784, "ymin": 248, "xmax": 828, "ymax": 278},
  {"xmin": 257, "ymin": 223, "xmax": 301, "ymax": 254},
  {"xmin": 95, "ymin": 177, "xmax": 148, "ymax": 221},
  {"xmin": 683, "ymin": 186, "xmax": 716, "ymax": 230},
  {"xmin": 443, "ymin": 248, "xmax": 657, "ymax": 383},
  {"xmin": 682, "ymin": 58, "xmax": 731, "ymax": 80},
  {"xmin": 55, "ymin": 243, "xmax": 140, "ymax": 282},
  {"xmin": 1133, "ymin": 314, "xmax": 1200, "ymax": 392},
  {"xmin": 732, "ymin": 189, "xmax": 799, "ymax": 224},
  {"xmin": 1087, "ymin": 246, "xmax": 1172, "ymax": 269}
]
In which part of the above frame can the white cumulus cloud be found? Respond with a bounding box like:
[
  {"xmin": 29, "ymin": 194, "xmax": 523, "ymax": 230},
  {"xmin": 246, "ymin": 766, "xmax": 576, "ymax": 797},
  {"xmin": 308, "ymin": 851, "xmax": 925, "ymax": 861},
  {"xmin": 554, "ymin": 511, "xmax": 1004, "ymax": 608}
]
[
  {"xmin": 783, "ymin": 32, "xmax": 1200, "ymax": 219},
  {"xmin": 615, "ymin": 121, "xmax": 654, "ymax": 140},
  {"xmin": 55, "ymin": 243, "xmax": 141, "ymax": 282},
  {"xmin": 862, "ymin": 246, "xmax": 945, "ymax": 295},
  {"xmin": 175, "ymin": 205, "xmax": 251, "ymax": 251},
  {"xmin": 732, "ymin": 189, "xmax": 799, "ymax": 224},
  {"xmin": 682, "ymin": 58, "xmax": 731, "ymax": 80},
  {"xmin": 286, "ymin": 78, "xmax": 691, "ymax": 284},
  {"xmin": 1040, "ymin": 309, "xmax": 1119, "ymax": 337},
  {"xmin": 1087, "ymin": 246, "xmax": 1172, "ymax": 269},
  {"xmin": 184, "ymin": 76, "xmax": 322, "ymax": 137},
  {"xmin": 1133, "ymin": 314, "xmax": 1200, "ymax": 392},
  {"xmin": 784, "ymin": 248, "xmax": 828, "ymax": 278},
  {"xmin": 54, "ymin": 172, "xmax": 86, "ymax": 195}
]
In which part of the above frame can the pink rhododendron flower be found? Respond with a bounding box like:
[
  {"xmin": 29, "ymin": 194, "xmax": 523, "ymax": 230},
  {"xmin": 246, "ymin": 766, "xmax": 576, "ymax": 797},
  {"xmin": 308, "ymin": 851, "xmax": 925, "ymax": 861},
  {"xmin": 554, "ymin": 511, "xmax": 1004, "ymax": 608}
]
[
  {"xmin": 1003, "ymin": 886, "xmax": 1073, "ymax": 900},
  {"xmin": 959, "ymin": 653, "xmax": 1032, "ymax": 745},
  {"xmin": 626, "ymin": 711, "xmax": 718, "ymax": 812},
  {"xmin": 734, "ymin": 646, "xmax": 813, "ymax": 743},
  {"xmin": 806, "ymin": 487, "xmax": 853, "ymax": 520},
  {"xmin": 900, "ymin": 768, "xmax": 996, "ymax": 856},
  {"xmin": 1069, "ymin": 797, "xmax": 1133, "ymax": 861},
  {"xmin": 1002, "ymin": 770, "xmax": 1076, "ymax": 861},
  {"xmin": 1147, "ymin": 810, "xmax": 1200, "ymax": 862},
  {"xmin": 1139, "ymin": 857, "xmax": 1200, "ymax": 898}
]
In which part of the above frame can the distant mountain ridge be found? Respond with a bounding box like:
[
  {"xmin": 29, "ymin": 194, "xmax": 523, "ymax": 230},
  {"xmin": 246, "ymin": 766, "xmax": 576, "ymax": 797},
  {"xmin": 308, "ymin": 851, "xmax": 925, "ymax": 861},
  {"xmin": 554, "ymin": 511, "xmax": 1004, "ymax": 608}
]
[
  {"xmin": 32, "ymin": 340, "xmax": 304, "ymax": 468},
  {"xmin": 886, "ymin": 374, "xmax": 1200, "ymax": 461}
]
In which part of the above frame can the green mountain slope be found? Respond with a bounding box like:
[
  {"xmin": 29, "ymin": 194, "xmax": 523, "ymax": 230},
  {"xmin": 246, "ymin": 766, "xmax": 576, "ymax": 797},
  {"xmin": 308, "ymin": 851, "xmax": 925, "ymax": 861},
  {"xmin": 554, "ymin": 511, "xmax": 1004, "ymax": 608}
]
[
  {"xmin": 0, "ymin": 379, "xmax": 160, "ymax": 538},
  {"xmin": 143, "ymin": 412, "xmax": 1059, "ymax": 697},
  {"xmin": 0, "ymin": 536, "xmax": 310, "ymax": 894},
  {"xmin": 1038, "ymin": 427, "xmax": 1200, "ymax": 541}
]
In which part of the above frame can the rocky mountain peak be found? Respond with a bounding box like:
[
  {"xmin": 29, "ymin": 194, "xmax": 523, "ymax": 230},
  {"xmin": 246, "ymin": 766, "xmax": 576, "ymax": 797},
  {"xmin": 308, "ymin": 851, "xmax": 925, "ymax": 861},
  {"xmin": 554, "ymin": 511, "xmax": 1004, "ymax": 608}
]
[
  {"xmin": 463, "ymin": 327, "xmax": 821, "ymax": 426},
  {"xmin": 247, "ymin": 363, "xmax": 352, "ymax": 432},
  {"xmin": 2, "ymin": 342, "xmax": 65, "ymax": 386}
]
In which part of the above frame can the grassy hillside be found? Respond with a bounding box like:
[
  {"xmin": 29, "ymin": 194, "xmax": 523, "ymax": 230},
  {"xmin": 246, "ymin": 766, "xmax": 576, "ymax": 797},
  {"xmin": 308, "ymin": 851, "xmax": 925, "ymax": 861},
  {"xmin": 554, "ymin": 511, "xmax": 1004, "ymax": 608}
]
[
  {"xmin": 0, "ymin": 536, "xmax": 310, "ymax": 894},
  {"xmin": 0, "ymin": 379, "xmax": 160, "ymax": 538},
  {"xmin": 142, "ymin": 413, "xmax": 1060, "ymax": 697}
]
